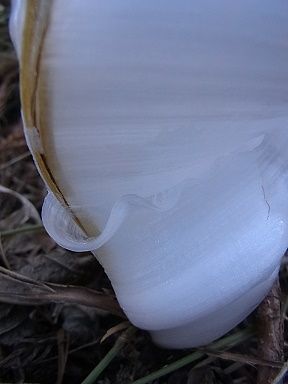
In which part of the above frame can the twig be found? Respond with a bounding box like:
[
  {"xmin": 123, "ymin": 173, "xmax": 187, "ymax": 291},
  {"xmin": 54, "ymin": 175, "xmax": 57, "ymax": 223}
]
[
  {"xmin": 256, "ymin": 278, "xmax": 284, "ymax": 384},
  {"xmin": 81, "ymin": 326, "xmax": 136, "ymax": 384},
  {"xmin": 131, "ymin": 327, "xmax": 253, "ymax": 384}
]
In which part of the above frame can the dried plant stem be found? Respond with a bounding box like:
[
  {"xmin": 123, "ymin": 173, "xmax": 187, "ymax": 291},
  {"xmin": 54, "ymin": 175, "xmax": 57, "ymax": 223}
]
[
  {"xmin": 0, "ymin": 266, "xmax": 125, "ymax": 317},
  {"xmin": 0, "ymin": 235, "xmax": 10, "ymax": 268},
  {"xmin": 0, "ymin": 151, "xmax": 31, "ymax": 170},
  {"xmin": 200, "ymin": 349, "xmax": 282, "ymax": 369},
  {"xmin": 256, "ymin": 278, "xmax": 284, "ymax": 384},
  {"xmin": 0, "ymin": 224, "xmax": 44, "ymax": 238}
]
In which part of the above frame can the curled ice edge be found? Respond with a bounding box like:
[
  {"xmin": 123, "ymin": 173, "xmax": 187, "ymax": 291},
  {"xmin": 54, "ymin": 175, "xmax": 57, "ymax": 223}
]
[{"xmin": 42, "ymin": 190, "xmax": 179, "ymax": 252}]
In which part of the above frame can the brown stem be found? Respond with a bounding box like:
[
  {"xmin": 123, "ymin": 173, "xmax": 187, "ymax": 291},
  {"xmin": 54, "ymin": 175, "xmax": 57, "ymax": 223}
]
[{"xmin": 256, "ymin": 277, "xmax": 284, "ymax": 384}]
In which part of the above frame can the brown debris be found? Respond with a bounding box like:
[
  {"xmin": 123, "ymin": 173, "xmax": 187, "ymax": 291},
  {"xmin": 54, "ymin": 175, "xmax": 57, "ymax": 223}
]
[
  {"xmin": 256, "ymin": 278, "xmax": 284, "ymax": 384},
  {"xmin": 0, "ymin": 54, "xmax": 20, "ymax": 131}
]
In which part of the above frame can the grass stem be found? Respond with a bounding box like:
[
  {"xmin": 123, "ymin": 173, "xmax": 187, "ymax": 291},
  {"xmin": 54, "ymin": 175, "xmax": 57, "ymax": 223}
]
[
  {"xmin": 81, "ymin": 327, "xmax": 135, "ymax": 384},
  {"xmin": 131, "ymin": 328, "xmax": 253, "ymax": 384}
]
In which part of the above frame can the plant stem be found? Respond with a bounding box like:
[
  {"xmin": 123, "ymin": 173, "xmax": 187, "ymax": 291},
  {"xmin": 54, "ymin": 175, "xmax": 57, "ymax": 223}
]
[
  {"xmin": 131, "ymin": 328, "xmax": 253, "ymax": 384},
  {"xmin": 0, "ymin": 224, "xmax": 44, "ymax": 238},
  {"xmin": 81, "ymin": 327, "xmax": 135, "ymax": 384}
]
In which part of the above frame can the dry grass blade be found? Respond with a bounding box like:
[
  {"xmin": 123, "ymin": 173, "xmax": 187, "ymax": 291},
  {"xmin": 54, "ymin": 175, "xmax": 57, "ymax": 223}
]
[
  {"xmin": 0, "ymin": 265, "xmax": 54, "ymax": 291},
  {"xmin": 0, "ymin": 223, "xmax": 44, "ymax": 238},
  {"xmin": 0, "ymin": 234, "xmax": 10, "ymax": 268},
  {"xmin": 101, "ymin": 321, "xmax": 130, "ymax": 343},
  {"xmin": 0, "ymin": 266, "xmax": 125, "ymax": 318},
  {"xmin": 0, "ymin": 151, "xmax": 31, "ymax": 170},
  {"xmin": 57, "ymin": 329, "xmax": 70, "ymax": 384},
  {"xmin": 199, "ymin": 349, "xmax": 283, "ymax": 369},
  {"xmin": 45, "ymin": 283, "xmax": 126, "ymax": 318},
  {"xmin": 0, "ymin": 184, "xmax": 41, "ymax": 224}
]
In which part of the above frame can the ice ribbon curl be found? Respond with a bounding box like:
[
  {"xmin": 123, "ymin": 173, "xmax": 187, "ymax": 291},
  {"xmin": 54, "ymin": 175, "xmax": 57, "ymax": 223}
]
[{"xmin": 42, "ymin": 189, "xmax": 181, "ymax": 253}]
